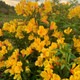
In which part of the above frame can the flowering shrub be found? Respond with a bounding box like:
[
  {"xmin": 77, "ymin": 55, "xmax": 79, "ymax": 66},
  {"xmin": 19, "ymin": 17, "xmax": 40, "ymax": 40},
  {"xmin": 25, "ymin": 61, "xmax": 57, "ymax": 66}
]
[{"xmin": 0, "ymin": 0, "xmax": 80, "ymax": 80}]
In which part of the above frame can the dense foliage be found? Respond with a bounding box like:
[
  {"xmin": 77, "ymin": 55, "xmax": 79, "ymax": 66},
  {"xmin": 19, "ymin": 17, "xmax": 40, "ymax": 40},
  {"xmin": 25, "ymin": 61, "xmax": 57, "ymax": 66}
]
[
  {"xmin": 0, "ymin": 0, "xmax": 80, "ymax": 80},
  {"xmin": 0, "ymin": 1, "xmax": 14, "ymax": 14}
]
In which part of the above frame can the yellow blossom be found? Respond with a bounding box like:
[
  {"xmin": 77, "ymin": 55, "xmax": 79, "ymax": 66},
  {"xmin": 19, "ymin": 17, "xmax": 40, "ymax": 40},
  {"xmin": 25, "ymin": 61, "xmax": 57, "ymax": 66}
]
[
  {"xmin": 38, "ymin": 26, "xmax": 48, "ymax": 37},
  {"xmin": 25, "ymin": 66, "xmax": 30, "ymax": 73},
  {"xmin": 0, "ymin": 29, "xmax": 3, "ymax": 36},
  {"xmin": 50, "ymin": 21, "xmax": 57, "ymax": 30},
  {"xmin": 68, "ymin": 6, "xmax": 80, "ymax": 19},
  {"xmin": 49, "ymin": 42, "xmax": 57, "ymax": 50},
  {"xmin": 20, "ymin": 49, "xmax": 26, "ymax": 57},
  {"xmin": 62, "ymin": 79, "xmax": 69, "ymax": 80},
  {"xmin": 13, "ymin": 74, "xmax": 22, "ymax": 80},
  {"xmin": 44, "ymin": 1, "xmax": 52, "ymax": 14},
  {"xmin": 26, "ymin": 47, "xmax": 33, "ymax": 56},
  {"xmin": 36, "ymin": 41, "xmax": 45, "ymax": 52},
  {"xmin": 41, "ymin": 16, "xmax": 49, "ymax": 24},
  {"xmin": 52, "ymin": 30, "xmax": 64, "ymax": 38},
  {"xmin": 57, "ymin": 37, "xmax": 65, "ymax": 45},
  {"xmin": 28, "ymin": 33, "xmax": 34, "ymax": 40},
  {"xmin": 42, "ymin": 48, "xmax": 49, "ymax": 58},
  {"xmin": 0, "ymin": 61, "xmax": 5, "ymax": 68},
  {"xmin": 51, "ymin": 73, "xmax": 61, "ymax": 80},
  {"xmin": 35, "ymin": 56, "xmax": 43, "ymax": 67},
  {"xmin": 64, "ymin": 27, "xmax": 72, "ymax": 35},
  {"xmin": 40, "ymin": 69, "xmax": 53, "ymax": 80}
]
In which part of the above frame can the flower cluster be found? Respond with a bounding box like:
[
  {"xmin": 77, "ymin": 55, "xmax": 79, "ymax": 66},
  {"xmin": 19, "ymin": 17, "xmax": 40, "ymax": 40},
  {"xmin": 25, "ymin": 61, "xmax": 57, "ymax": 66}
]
[
  {"xmin": 0, "ymin": 0, "xmax": 80, "ymax": 80},
  {"xmin": 5, "ymin": 49, "xmax": 23, "ymax": 80},
  {"xmin": 68, "ymin": 6, "xmax": 80, "ymax": 19},
  {"xmin": 73, "ymin": 37, "xmax": 80, "ymax": 53}
]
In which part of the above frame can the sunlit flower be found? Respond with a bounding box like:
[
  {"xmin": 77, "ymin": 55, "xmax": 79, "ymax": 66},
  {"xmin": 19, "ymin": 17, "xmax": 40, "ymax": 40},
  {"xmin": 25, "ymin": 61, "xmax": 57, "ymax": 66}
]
[{"xmin": 64, "ymin": 27, "xmax": 72, "ymax": 35}]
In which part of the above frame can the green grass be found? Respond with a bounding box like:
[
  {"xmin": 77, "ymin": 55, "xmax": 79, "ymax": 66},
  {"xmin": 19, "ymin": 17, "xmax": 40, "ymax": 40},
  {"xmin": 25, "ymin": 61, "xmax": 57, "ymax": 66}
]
[
  {"xmin": 0, "ymin": 13, "xmax": 26, "ymax": 28},
  {"xmin": 0, "ymin": 13, "xmax": 26, "ymax": 23},
  {"xmin": 0, "ymin": 17, "xmax": 4, "ymax": 21}
]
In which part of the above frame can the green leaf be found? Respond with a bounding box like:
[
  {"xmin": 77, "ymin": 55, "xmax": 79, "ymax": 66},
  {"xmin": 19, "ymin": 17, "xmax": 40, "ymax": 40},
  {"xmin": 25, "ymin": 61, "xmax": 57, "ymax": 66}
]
[
  {"xmin": 54, "ymin": 52, "xmax": 61, "ymax": 56},
  {"xmin": 61, "ymin": 64, "xmax": 65, "ymax": 70},
  {"xmin": 69, "ymin": 62, "xmax": 75, "ymax": 66},
  {"xmin": 51, "ymin": 49, "xmax": 60, "ymax": 51},
  {"xmin": 66, "ymin": 65, "xmax": 70, "ymax": 70},
  {"xmin": 63, "ymin": 25, "xmax": 69, "ymax": 28},
  {"xmin": 71, "ymin": 54, "xmax": 76, "ymax": 59},
  {"xmin": 68, "ymin": 53, "xmax": 71, "ymax": 62},
  {"xmin": 74, "ymin": 28, "xmax": 78, "ymax": 33},
  {"xmin": 59, "ymin": 43, "xmax": 62, "ymax": 48}
]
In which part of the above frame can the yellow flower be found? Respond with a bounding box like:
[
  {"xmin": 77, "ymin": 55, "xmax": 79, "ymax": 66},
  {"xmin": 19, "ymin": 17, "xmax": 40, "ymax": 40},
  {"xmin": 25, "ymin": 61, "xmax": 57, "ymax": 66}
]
[
  {"xmin": 44, "ymin": 1, "xmax": 52, "ymax": 13},
  {"xmin": 36, "ymin": 41, "xmax": 45, "ymax": 52},
  {"xmin": 52, "ymin": 30, "xmax": 64, "ymax": 38},
  {"xmin": 49, "ymin": 42, "xmax": 57, "ymax": 50},
  {"xmin": 3, "ymin": 22, "xmax": 10, "ymax": 31},
  {"xmin": 35, "ymin": 56, "xmax": 43, "ymax": 67},
  {"xmin": 41, "ymin": 16, "xmax": 49, "ymax": 24},
  {"xmin": 8, "ymin": 43, "xmax": 13, "ymax": 50},
  {"xmin": 70, "ymin": 63, "xmax": 76, "ymax": 74},
  {"xmin": 69, "ymin": 72, "xmax": 80, "ymax": 80},
  {"xmin": 68, "ymin": 6, "xmax": 80, "ymax": 19},
  {"xmin": 9, "ymin": 25, "xmax": 16, "ymax": 33},
  {"xmin": 34, "ymin": 37, "xmax": 41, "ymax": 45},
  {"xmin": 67, "ymin": 1, "xmax": 70, "ymax": 5},
  {"xmin": 0, "ymin": 61, "xmax": 5, "ymax": 68},
  {"xmin": 43, "ymin": 60, "xmax": 54, "ymax": 70},
  {"xmin": 44, "ymin": 35, "xmax": 50, "ymax": 46},
  {"xmin": 33, "ymin": 2, "xmax": 38, "ymax": 9},
  {"xmin": 44, "ymin": 35, "xmax": 49, "ymax": 41},
  {"xmin": 76, "ymin": 57, "xmax": 80, "ymax": 65},
  {"xmin": 0, "ymin": 29, "xmax": 3, "ymax": 36},
  {"xmin": 64, "ymin": 27, "xmax": 72, "ymax": 35},
  {"xmin": 1, "ymin": 46, "xmax": 7, "ymax": 55},
  {"xmin": 73, "ymin": 37, "xmax": 80, "ymax": 53},
  {"xmin": 62, "ymin": 79, "xmax": 69, "ymax": 80},
  {"xmin": 40, "ymin": 71, "xmax": 49, "ymax": 80},
  {"xmin": 15, "ymin": 31, "xmax": 24, "ymax": 39},
  {"xmin": 42, "ymin": 48, "xmax": 49, "ymax": 58},
  {"xmin": 69, "ymin": 75, "xmax": 76, "ymax": 80},
  {"xmin": 13, "ymin": 62, "xmax": 23, "ymax": 74},
  {"xmin": 40, "ymin": 69, "xmax": 53, "ymax": 80},
  {"xmin": 5, "ymin": 57, "xmax": 17, "ymax": 68},
  {"xmin": 28, "ymin": 33, "xmax": 34, "ymax": 40},
  {"xmin": 38, "ymin": 26, "xmax": 48, "ymax": 37},
  {"xmin": 62, "ymin": 2, "xmax": 66, "ymax": 5},
  {"xmin": 25, "ymin": 18, "xmax": 37, "ymax": 33},
  {"xmin": 76, "ymin": 47, "xmax": 80, "ymax": 53},
  {"xmin": 51, "ymin": 73, "xmax": 61, "ymax": 80},
  {"xmin": 0, "ymin": 41, "xmax": 3, "ymax": 47},
  {"xmin": 25, "ymin": 66, "xmax": 30, "ymax": 73},
  {"xmin": 13, "ymin": 74, "xmax": 22, "ymax": 80},
  {"xmin": 15, "ymin": 0, "xmax": 26, "ymax": 15},
  {"xmin": 3, "ymin": 40, "xmax": 13, "ymax": 50},
  {"xmin": 57, "ymin": 37, "xmax": 65, "ymax": 45},
  {"xmin": 20, "ymin": 49, "xmax": 26, "ymax": 57},
  {"xmin": 4, "ymin": 69, "xmax": 9, "ymax": 73},
  {"xmin": 12, "ymin": 49, "xmax": 19, "ymax": 59},
  {"xmin": 50, "ymin": 21, "xmax": 57, "ymax": 30},
  {"xmin": 26, "ymin": 47, "xmax": 33, "ymax": 56}
]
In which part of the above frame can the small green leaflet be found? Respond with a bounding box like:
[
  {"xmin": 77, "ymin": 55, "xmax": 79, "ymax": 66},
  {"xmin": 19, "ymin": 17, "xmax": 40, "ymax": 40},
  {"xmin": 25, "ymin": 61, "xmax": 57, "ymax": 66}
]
[
  {"xmin": 61, "ymin": 64, "xmax": 65, "ymax": 70},
  {"xmin": 71, "ymin": 54, "xmax": 76, "ymax": 59},
  {"xmin": 51, "ymin": 49, "xmax": 60, "ymax": 51},
  {"xmin": 54, "ymin": 52, "xmax": 61, "ymax": 56}
]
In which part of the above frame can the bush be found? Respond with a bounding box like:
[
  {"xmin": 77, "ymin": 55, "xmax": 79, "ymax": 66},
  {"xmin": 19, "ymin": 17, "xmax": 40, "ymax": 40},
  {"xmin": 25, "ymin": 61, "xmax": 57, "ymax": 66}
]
[{"xmin": 0, "ymin": 0, "xmax": 80, "ymax": 80}]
